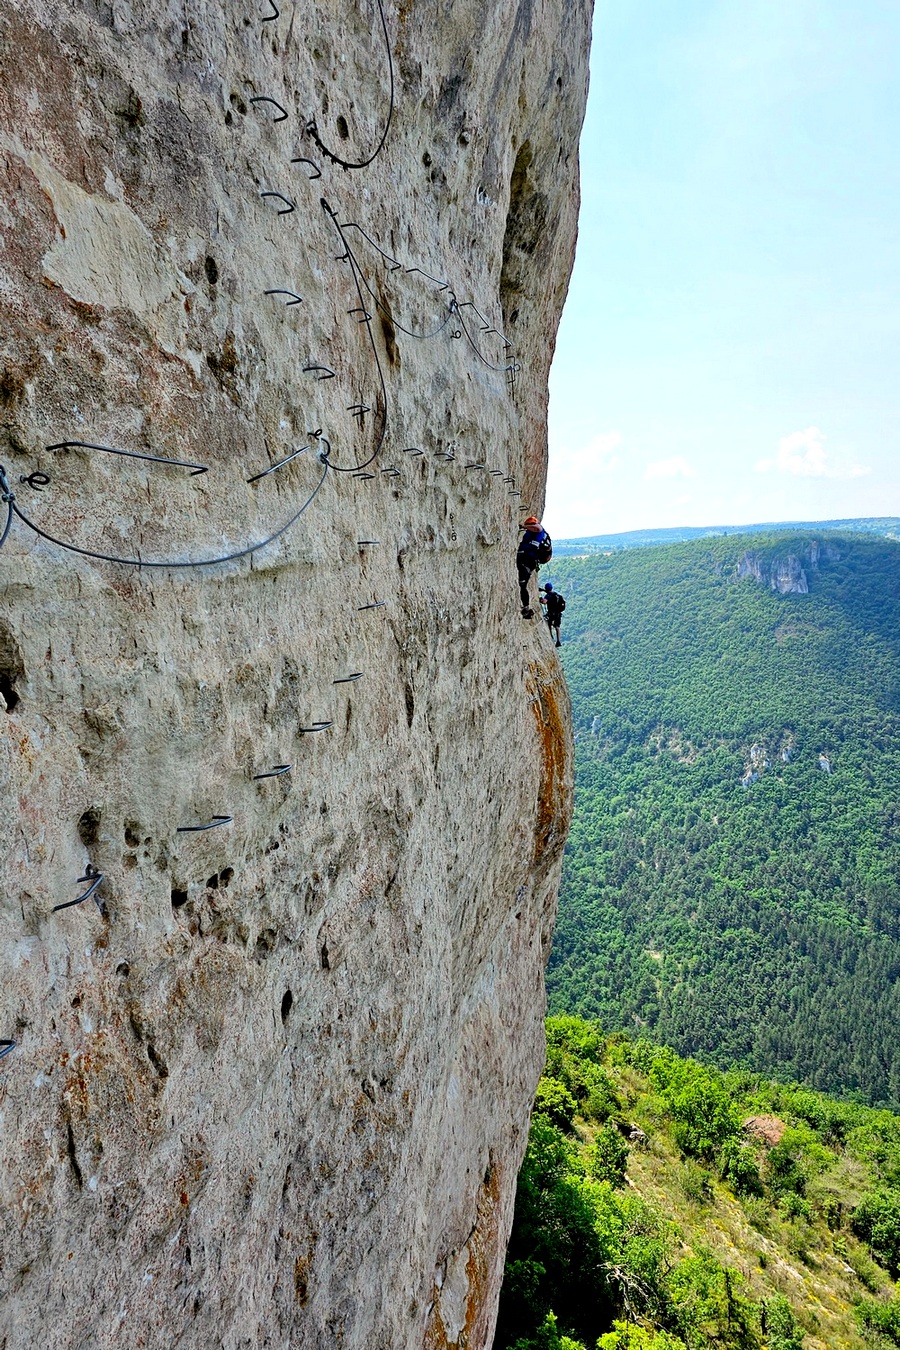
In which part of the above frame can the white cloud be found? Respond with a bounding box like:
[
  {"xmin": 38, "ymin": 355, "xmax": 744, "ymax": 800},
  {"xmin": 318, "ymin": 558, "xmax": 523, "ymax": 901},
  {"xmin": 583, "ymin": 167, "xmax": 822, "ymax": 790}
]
[
  {"xmin": 755, "ymin": 426, "xmax": 870, "ymax": 478},
  {"xmin": 644, "ymin": 456, "xmax": 695, "ymax": 480},
  {"xmin": 545, "ymin": 431, "xmax": 624, "ymax": 537},
  {"xmin": 557, "ymin": 430, "xmax": 622, "ymax": 477}
]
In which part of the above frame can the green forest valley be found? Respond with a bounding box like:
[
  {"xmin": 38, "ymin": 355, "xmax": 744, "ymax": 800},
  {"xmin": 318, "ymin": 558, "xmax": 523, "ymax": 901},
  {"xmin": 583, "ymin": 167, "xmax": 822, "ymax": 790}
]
[
  {"xmin": 543, "ymin": 532, "xmax": 900, "ymax": 1106},
  {"xmin": 495, "ymin": 1018, "xmax": 900, "ymax": 1350}
]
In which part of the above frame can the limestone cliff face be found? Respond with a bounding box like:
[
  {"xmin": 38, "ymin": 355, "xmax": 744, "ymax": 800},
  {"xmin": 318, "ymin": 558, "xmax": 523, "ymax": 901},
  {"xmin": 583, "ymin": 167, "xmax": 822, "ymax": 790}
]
[
  {"xmin": 736, "ymin": 541, "xmax": 843, "ymax": 596},
  {"xmin": 737, "ymin": 552, "xmax": 809, "ymax": 595},
  {"xmin": 0, "ymin": 0, "xmax": 587, "ymax": 1345}
]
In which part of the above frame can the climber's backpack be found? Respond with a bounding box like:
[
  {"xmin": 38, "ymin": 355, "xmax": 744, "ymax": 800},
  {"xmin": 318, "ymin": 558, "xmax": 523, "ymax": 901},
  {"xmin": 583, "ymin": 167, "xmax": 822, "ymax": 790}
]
[
  {"xmin": 557, "ymin": 595, "xmax": 566, "ymax": 612},
  {"xmin": 536, "ymin": 533, "xmax": 553, "ymax": 564}
]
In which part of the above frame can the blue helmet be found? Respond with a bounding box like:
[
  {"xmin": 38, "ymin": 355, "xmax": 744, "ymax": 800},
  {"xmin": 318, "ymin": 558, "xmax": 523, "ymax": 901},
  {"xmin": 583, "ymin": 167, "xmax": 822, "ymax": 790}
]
[{"xmin": 544, "ymin": 581, "xmax": 553, "ymax": 591}]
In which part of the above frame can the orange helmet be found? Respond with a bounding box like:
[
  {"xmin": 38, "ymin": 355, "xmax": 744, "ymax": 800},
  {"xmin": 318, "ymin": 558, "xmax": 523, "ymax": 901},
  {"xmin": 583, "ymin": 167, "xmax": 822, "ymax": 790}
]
[{"xmin": 523, "ymin": 516, "xmax": 541, "ymax": 528}]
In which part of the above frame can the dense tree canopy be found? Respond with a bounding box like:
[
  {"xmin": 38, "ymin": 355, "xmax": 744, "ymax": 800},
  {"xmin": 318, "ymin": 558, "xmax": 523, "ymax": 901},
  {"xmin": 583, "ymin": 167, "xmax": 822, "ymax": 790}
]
[
  {"xmin": 543, "ymin": 533, "xmax": 900, "ymax": 1105},
  {"xmin": 496, "ymin": 1019, "xmax": 900, "ymax": 1350}
]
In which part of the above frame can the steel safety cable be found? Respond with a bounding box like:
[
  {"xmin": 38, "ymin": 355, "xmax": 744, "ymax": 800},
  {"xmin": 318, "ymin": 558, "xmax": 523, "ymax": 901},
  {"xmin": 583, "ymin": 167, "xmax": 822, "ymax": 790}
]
[
  {"xmin": 338, "ymin": 224, "xmax": 457, "ymax": 341},
  {"xmin": 317, "ymin": 200, "xmax": 390, "ymax": 473},
  {"xmin": 454, "ymin": 302, "xmax": 518, "ymax": 374},
  {"xmin": 2, "ymin": 460, "xmax": 330, "ymax": 568},
  {"xmin": 306, "ymin": 0, "xmax": 394, "ymax": 171}
]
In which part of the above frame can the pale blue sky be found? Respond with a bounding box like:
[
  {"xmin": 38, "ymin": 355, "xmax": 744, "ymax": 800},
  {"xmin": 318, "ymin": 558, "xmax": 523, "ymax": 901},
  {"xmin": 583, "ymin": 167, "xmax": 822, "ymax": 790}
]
[{"xmin": 545, "ymin": 0, "xmax": 900, "ymax": 538}]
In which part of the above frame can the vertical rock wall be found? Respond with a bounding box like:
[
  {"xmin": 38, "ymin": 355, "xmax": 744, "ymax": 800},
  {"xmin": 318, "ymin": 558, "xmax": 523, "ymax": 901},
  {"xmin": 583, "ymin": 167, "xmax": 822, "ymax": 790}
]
[{"xmin": 0, "ymin": 0, "xmax": 589, "ymax": 1344}]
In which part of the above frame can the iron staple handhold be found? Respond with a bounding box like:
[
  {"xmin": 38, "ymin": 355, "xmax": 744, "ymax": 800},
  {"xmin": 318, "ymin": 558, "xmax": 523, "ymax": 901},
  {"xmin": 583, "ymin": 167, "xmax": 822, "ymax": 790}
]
[
  {"xmin": 264, "ymin": 289, "xmax": 303, "ymax": 305},
  {"xmin": 358, "ymin": 600, "xmax": 386, "ymax": 610},
  {"xmin": 303, "ymin": 364, "xmax": 336, "ymax": 380},
  {"xmin": 46, "ymin": 440, "xmax": 208, "ymax": 476},
  {"xmin": 333, "ymin": 673, "xmax": 364, "ymax": 683},
  {"xmin": 261, "ymin": 0, "xmax": 279, "ymax": 19},
  {"xmin": 250, "ymin": 96, "xmax": 289, "ymax": 122},
  {"xmin": 52, "ymin": 866, "xmax": 104, "ymax": 913},
  {"xmin": 0, "ymin": 1039, "xmax": 15, "ymax": 1060},
  {"xmin": 246, "ymin": 445, "xmax": 309, "ymax": 483},
  {"xmin": 176, "ymin": 816, "xmax": 233, "ymax": 833},
  {"xmin": 347, "ymin": 404, "xmax": 370, "ymax": 419},
  {"xmin": 405, "ymin": 266, "xmax": 449, "ymax": 290},
  {"xmin": 402, "ymin": 447, "xmax": 424, "ymax": 456},
  {"xmin": 300, "ymin": 721, "xmax": 333, "ymax": 733},
  {"xmin": 357, "ymin": 539, "xmax": 380, "ymax": 545},
  {"xmin": 291, "ymin": 156, "xmax": 322, "ymax": 180},
  {"xmin": 457, "ymin": 300, "xmax": 491, "ymax": 329},
  {"xmin": 352, "ymin": 471, "xmax": 376, "ymax": 480},
  {"xmin": 20, "ymin": 471, "xmax": 50, "ymax": 489},
  {"xmin": 253, "ymin": 764, "xmax": 292, "ymax": 779},
  {"xmin": 260, "ymin": 191, "xmax": 295, "ymax": 215},
  {"xmin": 489, "ymin": 469, "xmax": 504, "ymax": 476},
  {"xmin": 464, "ymin": 462, "xmax": 485, "ymax": 470}
]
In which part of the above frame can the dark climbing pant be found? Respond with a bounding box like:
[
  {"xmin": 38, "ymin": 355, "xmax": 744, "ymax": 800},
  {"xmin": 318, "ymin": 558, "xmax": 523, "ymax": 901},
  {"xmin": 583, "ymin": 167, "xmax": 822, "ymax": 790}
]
[{"xmin": 517, "ymin": 558, "xmax": 535, "ymax": 608}]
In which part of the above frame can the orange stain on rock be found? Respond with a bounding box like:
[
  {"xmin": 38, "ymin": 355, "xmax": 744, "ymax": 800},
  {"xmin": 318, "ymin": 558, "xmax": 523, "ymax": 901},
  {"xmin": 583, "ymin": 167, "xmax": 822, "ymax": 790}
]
[
  {"xmin": 525, "ymin": 661, "xmax": 573, "ymax": 867},
  {"xmin": 422, "ymin": 1157, "xmax": 506, "ymax": 1350}
]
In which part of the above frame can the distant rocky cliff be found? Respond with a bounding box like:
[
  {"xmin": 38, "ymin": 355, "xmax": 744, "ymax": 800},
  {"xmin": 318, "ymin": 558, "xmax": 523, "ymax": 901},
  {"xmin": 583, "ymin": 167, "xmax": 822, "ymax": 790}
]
[
  {"xmin": 0, "ymin": 1, "xmax": 586, "ymax": 1345},
  {"xmin": 736, "ymin": 539, "xmax": 841, "ymax": 595}
]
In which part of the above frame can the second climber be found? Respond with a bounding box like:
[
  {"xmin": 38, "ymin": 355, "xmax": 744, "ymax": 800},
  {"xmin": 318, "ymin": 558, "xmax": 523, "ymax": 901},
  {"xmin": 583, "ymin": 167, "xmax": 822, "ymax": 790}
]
[{"xmin": 539, "ymin": 581, "xmax": 566, "ymax": 646}]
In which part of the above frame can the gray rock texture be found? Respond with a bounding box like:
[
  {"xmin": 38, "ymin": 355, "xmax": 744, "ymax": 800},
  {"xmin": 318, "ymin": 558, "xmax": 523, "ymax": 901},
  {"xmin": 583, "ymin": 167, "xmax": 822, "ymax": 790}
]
[
  {"xmin": 0, "ymin": 0, "xmax": 588, "ymax": 1345},
  {"xmin": 737, "ymin": 551, "xmax": 809, "ymax": 595}
]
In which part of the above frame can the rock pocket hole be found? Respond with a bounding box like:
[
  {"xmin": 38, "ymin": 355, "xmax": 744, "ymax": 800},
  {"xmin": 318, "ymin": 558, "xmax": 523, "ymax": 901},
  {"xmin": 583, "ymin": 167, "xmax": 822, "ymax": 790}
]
[
  {"xmin": 171, "ymin": 887, "xmax": 189, "ymax": 910},
  {"xmin": 65, "ymin": 1120, "xmax": 83, "ymax": 1188},
  {"xmin": 281, "ymin": 989, "xmax": 294, "ymax": 1023},
  {"xmin": 0, "ymin": 621, "xmax": 24, "ymax": 713},
  {"xmin": 380, "ymin": 311, "xmax": 399, "ymax": 366},
  {"xmin": 336, "ymin": 114, "xmax": 349, "ymax": 140},
  {"xmin": 146, "ymin": 1043, "xmax": 169, "ymax": 1078},
  {"xmin": 220, "ymin": 867, "xmax": 234, "ymax": 887},
  {"xmin": 78, "ymin": 807, "xmax": 102, "ymax": 849}
]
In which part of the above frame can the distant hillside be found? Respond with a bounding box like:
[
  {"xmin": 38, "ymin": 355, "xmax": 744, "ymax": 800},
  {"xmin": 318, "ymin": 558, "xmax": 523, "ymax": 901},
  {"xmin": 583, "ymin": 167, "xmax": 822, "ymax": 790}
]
[
  {"xmin": 544, "ymin": 531, "xmax": 900, "ymax": 1106},
  {"xmin": 496, "ymin": 1017, "xmax": 900, "ymax": 1350},
  {"xmin": 553, "ymin": 518, "xmax": 900, "ymax": 556}
]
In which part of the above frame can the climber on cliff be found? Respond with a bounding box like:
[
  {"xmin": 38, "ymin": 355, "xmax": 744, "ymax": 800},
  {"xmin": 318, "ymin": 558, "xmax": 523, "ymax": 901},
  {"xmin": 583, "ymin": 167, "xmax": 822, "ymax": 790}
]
[
  {"xmin": 539, "ymin": 581, "xmax": 565, "ymax": 647},
  {"xmin": 516, "ymin": 516, "xmax": 552, "ymax": 618}
]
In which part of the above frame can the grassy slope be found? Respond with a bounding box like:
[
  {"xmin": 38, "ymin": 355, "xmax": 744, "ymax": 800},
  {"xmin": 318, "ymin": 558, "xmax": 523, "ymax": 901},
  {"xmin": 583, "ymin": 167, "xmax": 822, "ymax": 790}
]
[{"xmin": 618, "ymin": 1075, "xmax": 873, "ymax": 1350}]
